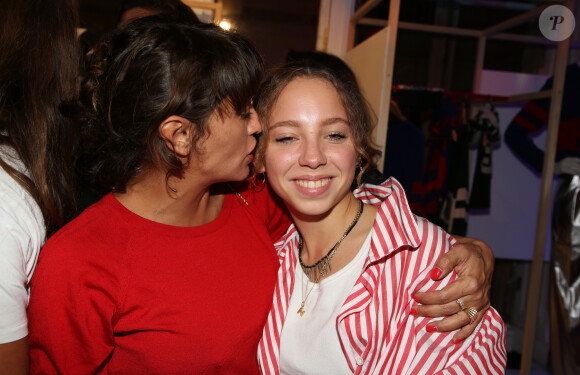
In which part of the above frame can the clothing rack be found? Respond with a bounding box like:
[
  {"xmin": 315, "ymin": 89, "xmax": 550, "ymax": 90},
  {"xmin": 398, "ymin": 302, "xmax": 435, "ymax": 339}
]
[{"xmin": 392, "ymin": 85, "xmax": 510, "ymax": 103}]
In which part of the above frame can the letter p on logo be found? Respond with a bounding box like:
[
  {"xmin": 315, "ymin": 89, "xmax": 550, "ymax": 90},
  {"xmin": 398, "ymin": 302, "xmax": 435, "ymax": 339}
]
[
  {"xmin": 540, "ymin": 5, "xmax": 575, "ymax": 41},
  {"xmin": 550, "ymin": 15, "xmax": 565, "ymax": 30}
]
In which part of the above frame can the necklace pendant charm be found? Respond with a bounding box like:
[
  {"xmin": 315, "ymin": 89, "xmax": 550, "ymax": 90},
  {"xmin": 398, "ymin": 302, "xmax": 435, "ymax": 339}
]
[{"xmin": 297, "ymin": 302, "xmax": 306, "ymax": 317}]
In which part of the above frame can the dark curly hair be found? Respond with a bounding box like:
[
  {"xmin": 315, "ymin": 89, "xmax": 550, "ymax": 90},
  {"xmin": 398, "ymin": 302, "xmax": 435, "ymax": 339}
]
[
  {"xmin": 254, "ymin": 51, "xmax": 381, "ymax": 186},
  {"xmin": 79, "ymin": 16, "xmax": 263, "ymax": 194}
]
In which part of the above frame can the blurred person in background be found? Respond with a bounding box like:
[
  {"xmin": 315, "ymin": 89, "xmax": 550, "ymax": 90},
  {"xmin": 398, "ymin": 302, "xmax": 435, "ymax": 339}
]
[
  {"xmin": 117, "ymin": 0, "xmax": 199, "ymax": 29},
  {"xmin": 0, "ymin": 0, "xmax": 79, "ymax": 373}
]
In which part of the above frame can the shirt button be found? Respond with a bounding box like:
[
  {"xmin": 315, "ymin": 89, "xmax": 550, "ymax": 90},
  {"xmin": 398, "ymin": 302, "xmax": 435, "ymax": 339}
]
[{"xmin": 356, "ymin": 357, "xmax": 364, "ymax": 366}]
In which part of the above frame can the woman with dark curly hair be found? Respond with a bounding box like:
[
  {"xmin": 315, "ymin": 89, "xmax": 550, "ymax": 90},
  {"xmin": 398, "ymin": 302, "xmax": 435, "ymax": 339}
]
[{"xmin": 28, "ymin": 17, "xmax": 290, "ymax": 374}]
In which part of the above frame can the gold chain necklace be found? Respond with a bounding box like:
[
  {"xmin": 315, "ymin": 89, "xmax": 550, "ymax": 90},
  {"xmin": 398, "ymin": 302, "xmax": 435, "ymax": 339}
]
[
  {"xmin": 227, "ymin": 183, "xmax": 249, "ymax": 205},
  {"xmin": 298, "ymin": 271, "xmax": 317, "ymax": 317},
  {"xmin": 297, "ymin": 200, "xmax": 364, "ymax": 317}
]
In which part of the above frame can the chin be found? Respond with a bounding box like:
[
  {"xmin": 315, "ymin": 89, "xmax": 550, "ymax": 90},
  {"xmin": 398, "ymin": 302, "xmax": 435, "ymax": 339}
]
[{"xmin": 286, "ymin": 199, "xmax": 334, "ymax": 219}]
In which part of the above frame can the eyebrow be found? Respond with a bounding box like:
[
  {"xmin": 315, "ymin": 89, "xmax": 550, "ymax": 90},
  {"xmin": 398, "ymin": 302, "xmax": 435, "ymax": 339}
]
[{"xmin": 269, "ymin": 117, "xmax": 350, "ymax": 130}]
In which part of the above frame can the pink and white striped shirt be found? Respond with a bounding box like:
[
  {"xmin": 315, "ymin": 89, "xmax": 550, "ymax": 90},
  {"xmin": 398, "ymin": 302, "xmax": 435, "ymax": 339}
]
[{"xmin": 258, "ymin": 178, "xmax": 506, "ymax": 374}]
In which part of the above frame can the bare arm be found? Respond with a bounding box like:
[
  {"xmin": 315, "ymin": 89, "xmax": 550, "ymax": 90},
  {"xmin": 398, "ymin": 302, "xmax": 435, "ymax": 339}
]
[
  {"xmin": 0, "ymin": 337, "xmax": 29, "ymax": 375},
  {"xmin": 412, "ymin": 236, "xmax": 494, "ymax": 342}
]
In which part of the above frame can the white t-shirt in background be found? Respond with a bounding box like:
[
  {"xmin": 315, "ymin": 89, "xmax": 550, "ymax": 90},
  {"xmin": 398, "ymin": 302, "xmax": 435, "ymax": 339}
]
[{"xmin": 0, "ymin": 146, "xmax": 45, "ymax": 343}]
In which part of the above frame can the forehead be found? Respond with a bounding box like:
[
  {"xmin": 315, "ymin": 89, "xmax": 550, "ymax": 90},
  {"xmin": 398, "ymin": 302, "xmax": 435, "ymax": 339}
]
[
  {"xmin": 280, "ymin": 76, "xmax": 335, "ymax": 97},
  {"xmin": 270, "ymin": 77, "xmax": 346, "ymax": 121}
]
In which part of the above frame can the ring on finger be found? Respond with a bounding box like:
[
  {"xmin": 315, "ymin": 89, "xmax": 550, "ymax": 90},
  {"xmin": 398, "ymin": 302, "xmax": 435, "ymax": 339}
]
[
  {"xmin": 462, "ymin": 307, "xmax": 478, "ymax": 324},
  {"xmin": 455, "ymin": 298, "xmax": 465, "ymax": 310}
]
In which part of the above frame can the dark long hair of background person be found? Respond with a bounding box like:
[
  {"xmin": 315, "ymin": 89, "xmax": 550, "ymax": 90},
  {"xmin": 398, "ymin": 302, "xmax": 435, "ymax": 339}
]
[{"xmin": 0, "ymin": 0, "xmax": 80, "ymax": 236}]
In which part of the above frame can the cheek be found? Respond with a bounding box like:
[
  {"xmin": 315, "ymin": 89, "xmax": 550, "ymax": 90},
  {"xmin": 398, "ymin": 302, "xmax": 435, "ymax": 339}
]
[
  {"xmin": 330, "ymin": 148, "xmax": 358, "ymax": 170},
  {"xmin": 226, "ymin": 132, "xmax": 246, "ymax": 152},
  {"xmin": 263, "ymin": 152, "xmax": 278, "ymax": 174},
  {"xmin": 264, "ymin": 150, "xmax": 292, "ymax": 176}
]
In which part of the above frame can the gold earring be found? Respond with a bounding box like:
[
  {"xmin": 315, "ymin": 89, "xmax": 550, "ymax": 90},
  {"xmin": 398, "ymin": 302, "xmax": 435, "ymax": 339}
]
[{"xmin": 252, "ymin": 172, "xmax": 266, "ymax": 189}]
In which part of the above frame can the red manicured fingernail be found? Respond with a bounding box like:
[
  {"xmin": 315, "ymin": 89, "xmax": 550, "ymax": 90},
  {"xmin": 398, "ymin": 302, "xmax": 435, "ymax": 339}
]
[
  {"xmin": 411, "ymin": 294, "xmax": 419, "ymax": 302},
  {"xmin": 410, "ymin": 308, "xmax": 418, "ymax": 315},
  {"xmin": 426, "ymin": 325, "xmax": 438, "ymax": 333},
  {"xmin": 430, "ymin": 268, "xmax": 442, "ymax": 280},
  {"xmin": 454, "ymin": 338, "xmax": 464, "ymax": 344}
]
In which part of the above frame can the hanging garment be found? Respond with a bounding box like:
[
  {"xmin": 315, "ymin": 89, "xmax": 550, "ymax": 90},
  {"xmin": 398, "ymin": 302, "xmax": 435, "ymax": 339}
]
[
  {"xmin": 469, "ymin": 102, "xmax": 501, "ymax": 210},
  {"xmin": 504, "ymin": 63, "xmax": 580, "ymax": 174},
  {"xmin": 389, "ymin": 88, "xmax": 445, "ymax": 215},
  {"xmin": 550, "ymin": 175, "xmax": 580, "ymax": 375},
  {"xmin": 421, "ymin": 96, "xmax": 461, "ymax": 222},
  {"xmin": 435, "ymin": 101, "xmax": 470, "ymax": 236},
  {"xmin": 383, "ymin": 119, "xmax": 424, "ymax": 197}
]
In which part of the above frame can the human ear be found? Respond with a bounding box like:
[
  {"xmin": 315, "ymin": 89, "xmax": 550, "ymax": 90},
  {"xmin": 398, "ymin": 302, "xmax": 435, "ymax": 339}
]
[
  {"xmin": 254, "ymin": 140, "xmax": 267, "ymax": 173},
  {"xmin": 255, "ymin": 158, "xmax": 266, "ymax": 173},
  {"xmin": 158, "ymin": 116, "xmax": 193, "ymax": 157}
]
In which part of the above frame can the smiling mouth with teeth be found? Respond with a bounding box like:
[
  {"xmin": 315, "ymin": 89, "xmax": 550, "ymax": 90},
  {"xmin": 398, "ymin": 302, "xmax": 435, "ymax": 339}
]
[{"xmin": 295, "ymin": 178, "xmax": 330, "ymax": 188}]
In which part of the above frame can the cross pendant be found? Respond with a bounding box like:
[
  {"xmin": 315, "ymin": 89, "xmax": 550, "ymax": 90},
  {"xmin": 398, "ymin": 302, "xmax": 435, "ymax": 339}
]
[{"xmin": 297, "ymin": 301, "xmax": 305, "ymax": 317}]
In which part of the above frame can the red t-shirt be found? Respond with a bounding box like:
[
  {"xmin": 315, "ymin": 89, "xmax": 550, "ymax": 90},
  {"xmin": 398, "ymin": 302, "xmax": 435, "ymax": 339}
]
[{"xmin": 28, "ymin": 183, "xmax": 290, "ymax": 374}]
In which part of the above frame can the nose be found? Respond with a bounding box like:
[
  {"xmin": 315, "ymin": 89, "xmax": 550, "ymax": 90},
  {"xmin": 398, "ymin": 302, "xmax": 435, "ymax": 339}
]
[{"xmin": 299, "ymin": 138, "xmax": 326, "ymax": 169}]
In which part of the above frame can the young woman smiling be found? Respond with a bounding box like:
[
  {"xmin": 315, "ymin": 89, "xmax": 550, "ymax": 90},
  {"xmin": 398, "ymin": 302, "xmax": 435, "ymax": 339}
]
[{"xmin": 255, "ymin": 53, "xmax": 506, "ymax": 374}]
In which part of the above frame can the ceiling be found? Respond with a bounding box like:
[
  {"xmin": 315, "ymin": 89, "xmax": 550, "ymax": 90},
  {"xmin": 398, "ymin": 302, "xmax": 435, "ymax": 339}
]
[
  {"xmin": 77, "ymin": 0, "xmax": 576, "ymax": 89},
  {"xmin": 353, "ymin": 0, "xmax": 575, "ymax": 91},
  {"xmin": 77, "ymin": 0, "xmax": 321, "ymax": 67}
]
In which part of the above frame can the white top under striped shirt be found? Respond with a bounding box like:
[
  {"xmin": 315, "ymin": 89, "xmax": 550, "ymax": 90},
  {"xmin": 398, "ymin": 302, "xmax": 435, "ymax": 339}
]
[
  {"xmin": 280, "ymin": 231, "xmax": 371, "ymax": 374},
  {"xmin": 258, "ymin": 178, "xmax": 507, "ymax": 375}
]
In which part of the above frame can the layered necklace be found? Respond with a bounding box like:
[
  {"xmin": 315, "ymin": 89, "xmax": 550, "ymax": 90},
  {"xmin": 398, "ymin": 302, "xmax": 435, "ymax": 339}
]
[{"xmin": 297, "ymin": 200, "xmax": 364, "ymax": 317}]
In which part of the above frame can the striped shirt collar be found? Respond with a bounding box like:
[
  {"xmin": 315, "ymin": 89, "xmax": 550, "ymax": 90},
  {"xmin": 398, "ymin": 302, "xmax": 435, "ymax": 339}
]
[{"xmin": 354, "ymin": 178, "xmax": 422, "ymax": 263}]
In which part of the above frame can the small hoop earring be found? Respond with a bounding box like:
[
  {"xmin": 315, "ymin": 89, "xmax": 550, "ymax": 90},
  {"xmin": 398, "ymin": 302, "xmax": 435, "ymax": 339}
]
[
  {"xmin": 252, "ymin": 172, "xmax": 266, "ymax": 189},
  {"xmin": 356, "ymin": 155, "xmax": 363, "ymax": 168}
]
